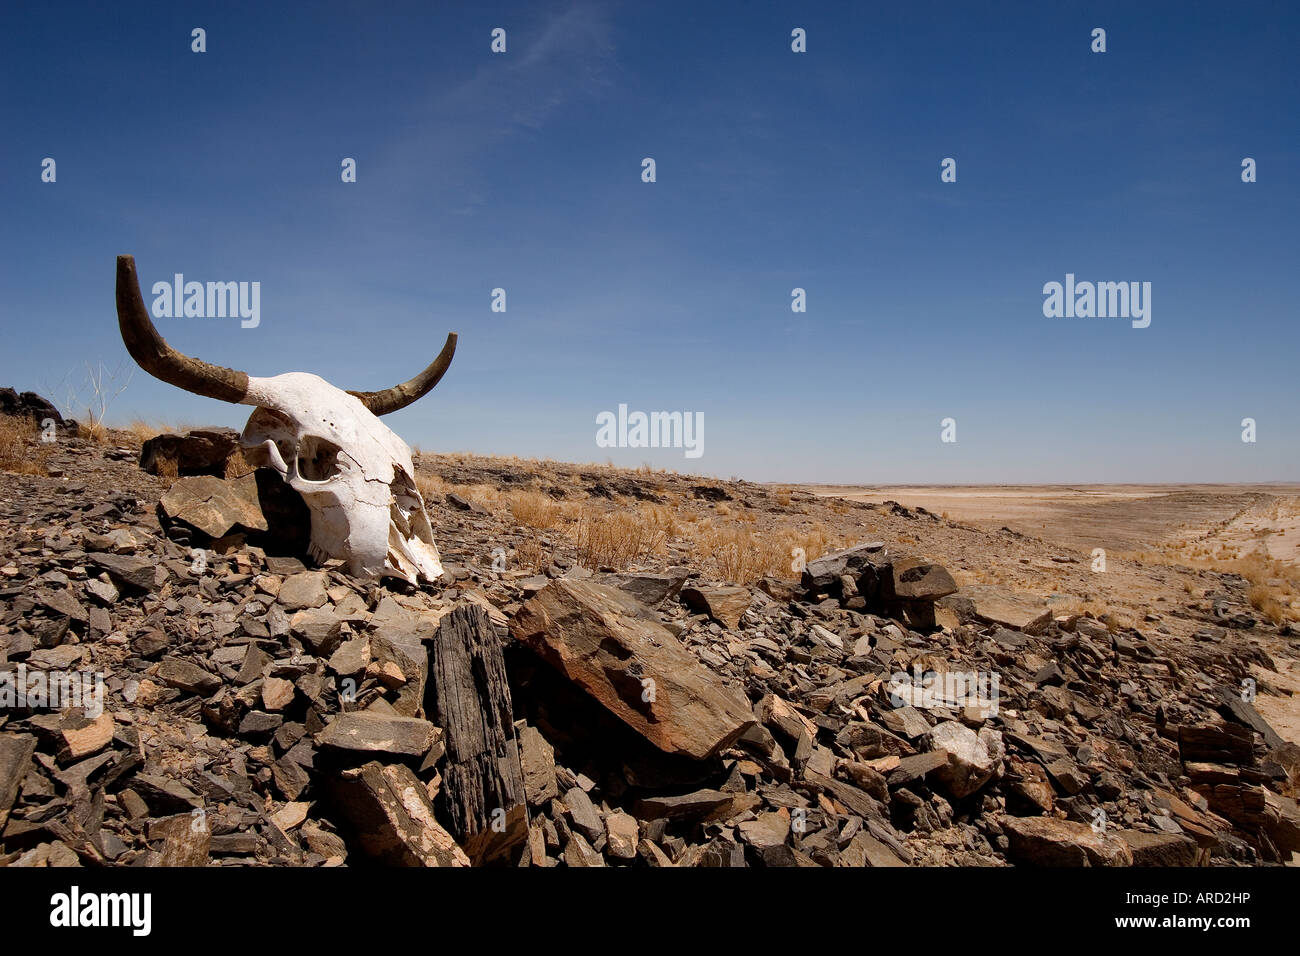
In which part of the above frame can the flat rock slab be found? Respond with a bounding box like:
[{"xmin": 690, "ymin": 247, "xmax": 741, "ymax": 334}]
[
  {"xmin": 26, "ymin": 646, "xmax": 84, "ymax": 670},
  {"xmin": 879, "ymin": 706, "xmax": 931, "ymax": 740},
  {"xmin": 35, "ymin": 588, "xmax": 88, "ymax": 622},
  {"xmin": 510, "ymin": 579, "xmax": 755, "ymax": 760},
  {"xmin": 605, "ymin": 570, "xmax": 689, "ymax": 608},
  {"xmin": 86, "ymin": 552, "xmax": 158, "ymax": 593},
  {"xmin": 518, "ymin": 724, "xmax": 558, "ymax": 807},
  {"xmin": 290, "ymin": 607, "xmax": 343, "ymax": 654},
  {"xmin": 315, "ymin": 713, "xmax": 439, "ymax": 757},
  {"xmin": 604, "ymin": 813, "xmax": 639, "ymax": 859},
  {"xmin": 277, "ymin": 571, "xmax": 330, "ymax": 611},
  {"xmin": 681, "ymin": 585, "xmax": 753, "ymax": 629},
  {"xmin": 149, "ymin": 813, "xmax": 212, "ymax": 867},
  {"xmin": 941, "ymin": 585, "xmax": 1052, "ymax": 634},
  {"xmin": 157, "ymin": 657, "xmax": 222, "ymax": 695},
  {"xmin": 890, "ymin": 556, "xmax": 958, "ymax": 601},
  {"xmin": 562, "ymin": 787, "xmax": 604, "ymax": 842},
  {"xmin": 887, "ymin": 751, "xmax": 948, "ymax": 788},
  {"xmin": 328, "ymin": 636, "xmax": 371, "ymax": 676},
  {"xmin": 1215, "ymin": 686, "xmax": 1285, "ymax": 751},
  {"xmin": 330, "ymin": 761, "xmax": 469, "ymax": 867},
  {"xmin": 0, "ymin": 734, "xmax": 37, "ymax": 830},
  {"xmin": 801, "ymin": 542, "xmax": 886, "ymax": 592},
  {"xmin": 737, "ymin": 811, "xmax": 790, "ymax": 849},
  {"xmin": 159, "ymin": 474, "xmax": 268, "ymax": 539},
  {"xmin": 58, "ymin": 712, "xmax": 115, "ymax": 763},
  {"xmin": 1121, "ymin": 830, "xmax": 1198, "ymax": 866},
  {"xmin": 1179, "ymin": 722, "xmax": 1256, "ymax": 765},
  {"xmin": 838, "ymin": 831, "xmax": 906, "ymax": 867},
  {"xmin": 132, "ymin": 773, "xmax": 204, "ymax": 814},
  {"xmin": 1001, "ymin": 815, "xmax": 1133, "ymax": 866},
  {"xmin": 633, "ymin": 788, "xmax": 734, "ymax": 821}
]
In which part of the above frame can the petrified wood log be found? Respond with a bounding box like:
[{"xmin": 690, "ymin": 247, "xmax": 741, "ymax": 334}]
[{"xmin": 429, "ymin": 602, "xmax": 527, "ymax": 863}]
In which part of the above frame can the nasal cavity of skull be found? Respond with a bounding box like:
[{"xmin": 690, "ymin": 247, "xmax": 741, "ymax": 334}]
[{"xmin": 297, "ymin": 436, "xmax": 343, "ymax": 482}]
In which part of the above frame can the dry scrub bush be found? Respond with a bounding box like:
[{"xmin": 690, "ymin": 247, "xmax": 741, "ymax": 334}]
[
  {"xmin": 224, "ymin": 447, "xmax": 252, "ymax": 480},
  {"xmin": 690, "ymin": 519, "xmax": 842, "ymax": 585},
  {"xmin": 126, "ymin": 420, "xmax": 168, "ymax": 445},
  {"xmin": 462, "ymin": 484, "xmax": 509, "ymax": 511},
  {"xmin": 508, "ymin": 491, "xmax": 567, "ymax": 529},
  {"xmin": 418, "ymin": 478, "xmax": 502, "ymax": 512},
  {"xmin": 572, "ymin": 505, "xmax": 669, "ymax": 570},
  {"xmin": 513, "ymin": 536, "xmax": 547, "ymax": 571},
  {"xmin": 1247, "ymin": 584, "xmax": 1288, "ymax": 625},
  {"xmin": 77, "ymin": 419, "xmax": 109, "ymax": 444},
  {"xmin": 1231, "ymin": 552, "xmax": 1300, "ymax": 623},
  {"xmin": 415, "ymin": 472, "xmax": 450, "ymax": 501},
  {"xmin": 1134, "ymin": 545, "xmax": 1299, "ymax": 623},
  {"xmin": 634, "ymin": 502, "xmax": 682, "ymax": 540},
  {"xmin": 0, "ymin": 415, "xmax": 50, "ymax": 476}
]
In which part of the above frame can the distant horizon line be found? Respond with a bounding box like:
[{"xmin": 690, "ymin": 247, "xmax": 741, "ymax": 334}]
[{"xmin": 32, "ymin": 417, "xmax": 1299, "ymax": 489}]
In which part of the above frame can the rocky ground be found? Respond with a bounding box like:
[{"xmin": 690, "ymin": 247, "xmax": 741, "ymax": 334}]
[{"xmin": 1, "ymin": 421, "xmax": 1298, "ymax": 867}]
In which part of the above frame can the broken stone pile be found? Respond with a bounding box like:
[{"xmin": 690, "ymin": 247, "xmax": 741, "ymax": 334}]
[
  {"xmin": 1, "ymin": 432, "xmax": 1298, "ymax": 867},
  {"xmin": 0, "ymin": 389, "xmax": 69, "ymax": 431}
]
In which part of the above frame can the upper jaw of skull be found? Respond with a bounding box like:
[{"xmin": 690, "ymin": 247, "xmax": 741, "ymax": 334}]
[{"xmin": 236, "ymin": 374, "xmax": 444, "ymax": 586}]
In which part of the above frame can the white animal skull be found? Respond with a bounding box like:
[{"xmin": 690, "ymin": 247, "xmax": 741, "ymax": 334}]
[
  {"xmin": 239, "ymin": 374, "xmax": 443, "ymax": 583},
  {"xmin": 115, "ymin": 256, "xmax": 455, "ymax": 586}
]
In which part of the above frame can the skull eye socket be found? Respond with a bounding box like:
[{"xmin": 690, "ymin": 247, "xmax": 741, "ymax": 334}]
[{"xmin": 297, "ymin": 437, "xmax": 343, "ymax": 482}]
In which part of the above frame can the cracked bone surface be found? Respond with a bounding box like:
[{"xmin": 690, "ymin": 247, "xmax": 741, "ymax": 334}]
[{"xmin": 114, "ymin": 255, "xmax": 456, "ymax": 585}]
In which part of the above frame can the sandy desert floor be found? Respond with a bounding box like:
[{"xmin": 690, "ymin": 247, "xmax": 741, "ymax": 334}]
[{"xmin": 806, "ymin": 485, "xmax": 1300, "ymax": 558}]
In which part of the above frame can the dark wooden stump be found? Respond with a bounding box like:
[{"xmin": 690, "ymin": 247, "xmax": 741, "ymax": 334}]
[{"xmin": 430, "ymin": 603, "xmax": 527, "ymax": 863}]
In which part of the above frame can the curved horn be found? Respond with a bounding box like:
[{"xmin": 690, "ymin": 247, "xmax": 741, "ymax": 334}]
[
  {"xmin": 348, "ymin": 332, "xmax": 457, "ymax": 416},
  {"xmin": 116, "ymin": 255, "xmax": 250, "ymax": 403}
]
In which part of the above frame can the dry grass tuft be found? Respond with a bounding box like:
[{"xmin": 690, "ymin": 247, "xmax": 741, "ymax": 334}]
[
  {"xmin": 77, "ymin": 419, "xmax": 110, "ymax": 444},
  {"xmin": 690, "ymin": 519, "xmax": 843, "ymax": 585},
  {"xmin": 508, "ymin": 491, "xmax": 567, "ymax": 529},
  {"xmin": 125, "ymin": 419, "xmax": 168, "ymax": 445},
  {"xmin": 223, "ymin": 447, "xmax": 251, "ymax": 480},
  {"xmin": 1134, "ymin": 544, "xmax": 1300, "ymax": 624},
  {"xmin": 0, "ymin": 415, "xmax": 50, "ymax": 476},
  {"xmin": 415, "ymin": 472, "xmax": 450, "ymax": 501},
  {"xmin": 1229, "ymin": 552, "xmax": 1300, "ymax": 623},
  {"xmin": 571, "ymin": 505, "xmax": 670, "ymax": 570},
  {"xmin": 1247, "ymin": 584, "xmax": 1289, "ymax": 625},
  {"xmin": 513, "ymin": 536, "xmax": 547, "ymax": 571}
]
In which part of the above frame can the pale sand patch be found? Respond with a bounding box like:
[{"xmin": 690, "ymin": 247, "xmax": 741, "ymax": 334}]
[
  {"xmin": 1174, "ymin": 495, "xmax": 1300, "ymax": 564},
  {"xmin": 803, "ymin": 484, "xmax": 1300, "ymax": 555},
  {"xmin": 1253, "ymin": 654, "xmax": 1300, "ymax": 748}
]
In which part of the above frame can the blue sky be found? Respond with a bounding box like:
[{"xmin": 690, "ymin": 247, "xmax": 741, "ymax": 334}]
[{"xmin": 2, "ymin": 1, "xmax": 1296, "ymax": 483}]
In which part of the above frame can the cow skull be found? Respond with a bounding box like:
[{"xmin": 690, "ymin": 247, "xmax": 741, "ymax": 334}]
[{"xmin": 115, "ymin": 255, "xmax": 455, "ymax": 586}]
